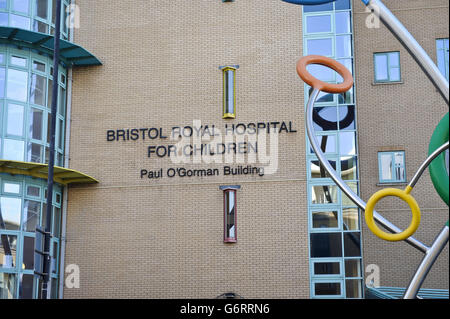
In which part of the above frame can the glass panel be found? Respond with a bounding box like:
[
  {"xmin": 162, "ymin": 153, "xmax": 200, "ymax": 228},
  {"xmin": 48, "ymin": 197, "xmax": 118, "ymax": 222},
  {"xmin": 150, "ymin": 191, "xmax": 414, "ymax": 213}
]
[
  {"xmin": 312, "ymin": 210, "xmax": 338, "ymax": 228},
  {"xmin": 311, "ymin": 185, "xmax": 338, "ymax": 204},
  {"xmin": 341, "ymin": 182, "xmax": 357, "ymax": 206},
  {"xmin": 307, "ymin": 38, "xmax": 333, "ymax": 56},
  {"xmin": 27, "ymin": 185, "xmax": 40, "ymax": 197},
  {"xmin": 11, "ymin": 56, "xmax": 27, "ymax": 67},
  {"xmin": 23, "ymin": 236, "xmax": 34, "ymax": 270},
  {"xmin": 46, "ymin": 112, "xmax": 51, "ymax": 143},
  {"xmin": 341, "ymin": 156, "xmax": 357, "ymax": 180},
  {"xmin": 3, "ymin": 139, "xmax": 25, "ymax": 161},
  {"xmin": 336, "ymin": 59, "xmax": 353, "ymax": 83},
  {"xmin": 342, "ymin": 207, "xmax": 359, "ymax": 230},
  {"xmin": 346, "ymin": 279, "xmax": 362, "ymax": 298},
  {"xmin": 30, "ymin": 74, "xmax": 47, "ymax": 106},
  {"xmin": 0, "ymin": 234, "xmax": 17, "ymax": 267},
  {"xmin": 345, "ymin": 259, "xmax": 362, "ymax": 277},
  {"xmin": 315, "ymin": 282, "xmax": 341, "ymax": 296},
  {"xmin": 306, "ymin": 15, "xmax": 332, "ymax": 33},
  {"xmin": 335, "ymin": 0, "xmax": 351, "ymax": 10},
  {"xmin": 310, "ymin": 159, "xmax": 335, "ymax": 179},
  {"xmin": 338, "ymin": 105, "xmax": 355, "ymax": 130},
  {"xmin": 313, "ymin": 106, "xmax": 337, "ymax": 131},
  {"xmin": 307, "ymin": 64, "xmax": 335, "ymax": 82},
  {"xmin": 7, "ymin": 68, "xmax": 28, "ymax": 102},
  {"xmin": 313, "ymin": 134, "xmax": 336, "ymax": 153},
  {"xmin": 0, "ymin": 12, "xmax": 7, "ymax": 26},
  {"xmin": 0, "ymin": 197, "xmax": 21, "ymax": 230},
  {"xmin": 50, "ymin": 277, "xmax": 58, "ymax": 298},
  {"xmin": 394, "ymin": 152, "xmax": 405, "ymax": 181},
  {"xmin": 339, "ymin": 131, "xmax": 356, "ymax": 155},
  {"xmin": 310, "ymin": 233, "xmax": 342, "ymax": 257},
  {"xmin": 12, "ymin": 0, "xmax": 30, "ymax": 14},
  {"xmin": 0, "ymin": 0, "xmax": 6, "ymax": 9},
  {"xmin": 380, "ymin": 153, "xmax": 392, "ymax": 181},
  {"xmin": 224, "ymin": 70, "xmax": 234, "ymax": 115},
  {"xmin": 19, "ymin": 274, "xmax": 34, "ymax": 299},
  {"xmin": 343, "ymin": 232, "xmax": 361, "ymax": 257},
  {"xmin": 10, "ymin": 14, "xmax": 30, "ymax": 29},
  {"xmin": 32, "ymin": 19, "xmax": 48, "ymax": 33},
  {"xmin": 29, "ymin": 107, "xmax": 43, "ymax": 140},
  {"xmin": 303, "ymin": 3, "xmax": 333, "ymax": 13},
  {"xmin": 388, "ymin": 52, "xmax": 400, "ymax": 67},
  {"xmin": 47, "ymin": 78, "xmax": 53, "ymax": 108},
  {"xmin": 51, "ymin": 0, "xmax": 56, "ymax": 24},
  {"xmin": 23, "ymin": 200, "xmax": 40, "ymax": 232},
  {"xmin": 7, "ymin": 103, "xmax": 24, "ymax": 136},
  {"xmin": 225, "ymin": 190, "xmax": 236, "ymax": 240},
  {"xmin": 0, "ymin": 273, "xmax": 17, "ymax": 299},
  {"xmin": 335, "ymin": 12, "xmax": 351, "ymax": 34},
  {"xmin": 336, "ymin": 35, "xmax": 352, "ymax": 58},
  {"xmin": 27, "ymin": 142, "xmax": 42, "ymax": 163},
  {"xmin": 58, "ymin": 87, "xmax": 65, "ymax": 116},
  {"xmin": 389, "ymin": 67, "xmax": 401, "ymax": 82},
  {"xmin": 51, "ymin": 240, "xmax": 58, "ymax": 273},
  {"xmin": 374, "ymin": 54, "xmax": 388, "ymax": 81},
  {"xmin": 33, "ymin": 60, "xmax": 46, "ymax": 72},
  {"xmin": 57, "ymin": 118, "xmax": 64, "ymax": 149},
  {"xmin": 0, "ymin": 67, "xmax": 5, "ymax": 98},
  {"xmin": 35, "ymin": 0, "xmax": 48, "ymax": 19},
  {"xmin": 4, "ymin": 183, "xmax": 20, "ymax": 194},
  {"xmin": 316, "ymin": 91, "xmax": 334, "ymax": 104},
  {"xmin": 52, "ymin": 207, "xmax": 61, "ymax": 238},
  {"xmin": 314, "ymin": 262, "xmax": 340, "ymax": 275}
]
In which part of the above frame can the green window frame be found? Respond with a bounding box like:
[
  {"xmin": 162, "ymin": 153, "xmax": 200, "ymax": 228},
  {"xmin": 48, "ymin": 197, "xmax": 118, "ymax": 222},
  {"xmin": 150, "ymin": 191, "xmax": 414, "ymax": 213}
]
[
  {"xmin": 373, "ymin": 51, "xmax": 401, "ymax": 83},
  {"xmin": 436, "ymin": 38, "xmax": 449, "ymax": 81},
  {"xmin": 0, "ymin": 45, "xmax": 67, "ymax": 167},
  {"xmin": 378, "ymin": 151, "xmax": 406, "ymax": 184}
]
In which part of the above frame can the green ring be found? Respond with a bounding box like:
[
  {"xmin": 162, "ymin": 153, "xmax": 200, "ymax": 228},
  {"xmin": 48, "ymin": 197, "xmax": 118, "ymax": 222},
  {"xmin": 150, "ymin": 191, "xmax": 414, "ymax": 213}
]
[{"xmin": 428, "ymin": 112, "xmax": 449, "ymax": 206}]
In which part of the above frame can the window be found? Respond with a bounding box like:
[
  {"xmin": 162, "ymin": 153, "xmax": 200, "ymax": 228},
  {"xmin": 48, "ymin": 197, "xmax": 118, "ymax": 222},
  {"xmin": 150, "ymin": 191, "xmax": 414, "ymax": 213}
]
[
  {"xmin": 220, "ymin": 185, "xmax": 240, "ymax": 243},
  {"xmin": 221, "ymin": 66, "xmax": 237, "ymax": 119},
  {"xmin": 378, "ymin": 151, "xmax": 406, "ymax": 183},
  {"xmin": 436, "ymin": 38, "xmax": 449, "ymax": 81},
  {"xmin": 374, "ymin": 52, "xmax": 401, "ymax": 83}
]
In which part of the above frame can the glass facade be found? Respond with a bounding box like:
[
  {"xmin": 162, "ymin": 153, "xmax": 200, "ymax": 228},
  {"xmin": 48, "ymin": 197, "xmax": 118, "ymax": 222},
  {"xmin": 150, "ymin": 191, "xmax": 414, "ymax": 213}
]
[
  {"xmin": 303, "ymin": 0, "xmax": 363, "ymax": 298},
  {"xmin": 0, "ymin": 0, "xmax": 70, "ymax": 40}
]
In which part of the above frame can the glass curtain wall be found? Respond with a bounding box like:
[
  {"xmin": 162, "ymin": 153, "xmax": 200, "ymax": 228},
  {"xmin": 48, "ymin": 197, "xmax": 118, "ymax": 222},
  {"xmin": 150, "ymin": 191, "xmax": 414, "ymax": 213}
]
[{"xmin": 303, "ymin": 0, "xmax": 364, "ymax": 299}]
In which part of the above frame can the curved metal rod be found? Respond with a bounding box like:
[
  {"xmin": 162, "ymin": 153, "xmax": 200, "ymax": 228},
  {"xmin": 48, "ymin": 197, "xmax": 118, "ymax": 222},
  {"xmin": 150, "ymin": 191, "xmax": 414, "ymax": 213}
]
[{"xmin": 306, "ymin": 88, "xmax": 429, "ymax": 253}]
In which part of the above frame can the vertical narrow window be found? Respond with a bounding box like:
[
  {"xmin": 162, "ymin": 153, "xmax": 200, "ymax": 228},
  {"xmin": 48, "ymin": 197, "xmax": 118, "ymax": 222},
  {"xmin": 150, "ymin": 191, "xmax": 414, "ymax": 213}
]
[
  {"xmin": 221, "ymin": 66, "xmax": 237, "ymax": 119},
  {"xmin": 374, "ymin": 52, "xmax": 401, "ymax": 83},
  {"xmin": 220, "ymin": 185, "xmax": 240, "ymax": 243},
  {"xmin": 378, "ymin": 151, "xmax": 406, "ymax": 183},
  {"xmin": 436, "ymin": 38, "xmax": 449, "ymax": 81}
]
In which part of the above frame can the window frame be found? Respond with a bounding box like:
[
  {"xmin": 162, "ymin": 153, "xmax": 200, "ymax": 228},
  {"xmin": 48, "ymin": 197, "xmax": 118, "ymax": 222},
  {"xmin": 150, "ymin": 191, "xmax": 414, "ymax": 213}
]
[
  {"xmin": 220, "ymin": 185, "xmax": 240, "ymax": 243},
  {"xmin": 373, "ymin": 51, "xmax": 402, "ymax": 83},
  {"xmin": 221, "ymin": 66, "xmax": 237, "ymax": 119},
  {"xmin": 378, "ymin": 151, "xmax": 407, "ymax": 184}
]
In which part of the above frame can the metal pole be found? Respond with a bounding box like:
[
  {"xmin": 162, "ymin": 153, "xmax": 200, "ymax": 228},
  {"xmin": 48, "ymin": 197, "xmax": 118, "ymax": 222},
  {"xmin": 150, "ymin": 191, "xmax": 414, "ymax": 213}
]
[{"xmin": 42, "ymin": 0, "xmax": 62, "ymax": 300}]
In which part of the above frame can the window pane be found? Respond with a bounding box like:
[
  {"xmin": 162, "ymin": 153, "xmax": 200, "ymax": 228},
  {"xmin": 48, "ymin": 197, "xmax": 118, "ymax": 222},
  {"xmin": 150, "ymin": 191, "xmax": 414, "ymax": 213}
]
[
  {"xmin": 312, "ymin": 210, "xmax": 338, "ymax": 228},
  {"xmin": 335, "ymin": 12, "xmax": 351, "ymax": 34},
  {"xmin": 0, "ymin": 273, "xmax": 17, "ymax": 299},
  {"xmin": 0, "ymin": 197, "xmax": 21, "ymax": 230},
  {"xmin": 30, "ymin": 74, "xmax": 47, "ymax": 106},
  {"xmin": 307, "ymin": 38, "xmax": 333, "ymax": 56},
  {"xmin": 58, "ymin": 86, "xmax": 66, "ymax": 116},
  {"xmin": 313, "ymin": 106, "xmax": 337, "ymax": 131},
  {"xmin": 52, "ymin": 207, "xmax": 61, "ymax": 238},
  {"xmin": 306, "ymin": 15, "xmax": 332, "ymax": 33},
  {"xmin": 23, "ymin": 200, "xmax": 40, "ymax": 232},
  {"xmin": 310, "ymin": 159, "xmax": 335, "ymax": 179},
  {"xmin": 336, "ymin": 59, "xmax": 353, "ymax": 83},
  {"xmin": 0, "ymin": 12, "xmax": 7, "ymax": 26},
  {"xmin": 303, "ymin": 2, "xmax": 333, "ymax": 13},
  {"xmin": 336, "ymin": 35, "xmax": 352, "ymax": 58},
  {"xmin": 0, "ymin": 235, "xmax": 18, "ymax": 268},
  {"xmin": 346, "ymin": 279, "xmax": 362, "ymax": 298},
  {"xmin": 0, "ymin": 0, "xmax": 6, "ymax": 9},
  {"xmin": 338, "ymin": 105, "xmax": 355, "ymax": 130},
  {"xmin": 19, "ymin": 274, "xmax": 34, "ymax": 299},
  {"xmin": 341, "ymin": 156, "xmax": 357, "ymax": 180},
  {"xmin": 225, "ymin": 190, "xmax": 236, "ymax": 240},
  {"xmin": 394, "ymin": 152, "xmax": 405, "ymax": 181},
  {"xmin": 27, "ymin": 185, "xmax": 40, "ymax": 197},
  {"xmin": 7, "ymin": 103, "xmax": 24, "ymax": 136},
  {"xmin": 380, "ymin": 153, "xmax": 392, "ymax": 181},
  {"xmin": 33, "ymin": 61, "xmax": 46, "ymax": 72},
  {"xmin": 342, "ymin": 207, "xmax": 359, "ymax": 230},
  {"xmin": 315, "ymin": 282, "xmax": 341, "ymax": 296},
  {"xmin": 307, "ymin": 64, "xmax": 335, "ymax": 82},
  {"xmin": 315, "ymin": 134, "xmax": 336, "ymax": 153},
  {"xmin": 35, "ymin": 0, "xmax": 48, "ymax": 19},
  {"xmin": 224, "ymin": 70, "xmax": 234, "ymax": 115},
  {"xmin": 11, "ymin": 56, "xmax": 27, "ymax": 67},
  {"xmin": 10, "ymin": 14, "xmax": 30, "ymax": 29},
  {"xmin": 23, "ymin": 236, "xmax": 34, "ymax": 270},
  {"xmin": 27, "ymin": 142, "xmax": 43, "ymax": 163},
  {"xmin": 29, "ymin": 107, "xmax": 43, "ymax": 140},
  {"xmin": 343, "ymin": 232, "xmax": 361, "ymax": 257},
  {"xmin": 339, "ymin": 131, "xmax": 356, "ymax": 155},
  {"xmin": 374, "ymin": 54, "xmax": 388, "ymax": 81},
  {"xmin": 335, "ymin": 0, "xmax": 351, "ymax": 10},
  {"xmin": 311, "ymin": 185, "xmax": 338, "ymax": 204},
  {"xmin": 33, "ymin": 19, "xmax": 49, "ymax": 33},
  {"xmin": 310, "ymin": 233, "xmax": 342, "ymax": 257},
  {"xmin": 0, "ymin": 67, "xmax": 5, "ymax": 98},
  {"xmin": 389, "ymin": 67, "xmax": 401, "ymax": 82},
  {"xmin": 7, "ymin": 68, "xmax": 28, "ymax": 102},
  {"xmin": 342, "ymin": 182, "xmax": 358, "ymax": 206},
  {"xmin": 4, "ymin": 183, "xmax": 20, "ymax": 194},
  {"xmin": 345, "ymin": 259, "xmax": 362, "ymax": 277},
  {"xmin": 3, "ymin": 139, "xmax": 25, "ymax": 161},
  {"xmin": 12, "ymin": 0, "xmax": 30, "ymax": 14},
  {"xmin": 314, "ymin": 262, "xmax": 340, "ymax": 275},
  {"xmin": 388, "ymin": 52, "xmax": 400, "ymax": 67}
]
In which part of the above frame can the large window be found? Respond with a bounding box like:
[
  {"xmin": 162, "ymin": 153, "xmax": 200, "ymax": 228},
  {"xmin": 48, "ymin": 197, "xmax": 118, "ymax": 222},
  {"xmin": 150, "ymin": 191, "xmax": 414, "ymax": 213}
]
[
  {"xmin": 378, "ymin": 151, "xmax": 406, "ymax": 183},
  {"xmin": 0, "ymin": 45, "xmax": 67, "ymax": 167},
  {"xmin": 0, "ymin": 0, "xmax": 70, "ymax": 40},
  {"xmin": 373, "ymin": 52, "xmax": 401, "ymax": 83},
  {"xmin": 303, "ymin": 0, "xmax": 363, "ymax": 299},
  {"xmin": 0, "ymin": 175, "xmax": 62, "ymax": 299},
  {"xmin": 436, "ymin": 38, "xmax": 449, "ymax": 81}
]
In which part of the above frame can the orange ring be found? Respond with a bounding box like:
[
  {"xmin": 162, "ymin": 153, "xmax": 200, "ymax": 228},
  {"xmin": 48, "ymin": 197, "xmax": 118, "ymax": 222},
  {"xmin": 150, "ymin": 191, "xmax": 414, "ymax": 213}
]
[{"xmin": 297, "ymin": 55, "xmax": 354, "ymax": 94}]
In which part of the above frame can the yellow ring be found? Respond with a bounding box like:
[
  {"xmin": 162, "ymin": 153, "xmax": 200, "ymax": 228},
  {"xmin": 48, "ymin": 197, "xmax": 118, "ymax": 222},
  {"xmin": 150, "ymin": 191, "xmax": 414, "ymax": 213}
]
[{"xmin": 365, "ymin": 187, "xmax": 421, "ymax": 241}]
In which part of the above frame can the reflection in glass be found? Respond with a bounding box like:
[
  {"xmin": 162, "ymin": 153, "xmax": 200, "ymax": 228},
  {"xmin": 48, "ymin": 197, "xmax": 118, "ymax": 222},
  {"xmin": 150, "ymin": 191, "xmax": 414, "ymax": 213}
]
[
  {"xmin": 314, "ymin": 262, "xmax": 340, "ymax": 275},
  {"xmin": 0, "ymin": 67, "xmax": 5, "ymax": 98},
  {"xmin": 310, "ymin": 233, "xmax": 342, "ymax": 257},
  {"xmin": 315, "ymin": 282, "xmax": 341, "ymax": 296},
  {"xmin": 19, "ymin": 274, "xmax": 34, "ymax": 299},
  {"xmin": 344, "ymin": 232, "xmax": 361, "ymax": 257},
  {"xmin": 224, "ymin": 190, "xmax": 236, "ymax": 241},
  {"xmin": 339, "ymin": 132, "xmax": 356, "ymax": 155},
  {"xmin": 394, "ymin": 152, "xmax": 405, "ymax": 181},
  {"xmin": 312, "ymin": 211, "xmax": 338, "ymax": 228},
  {"xmin": 9, "ymin": 14, "xmax": 30, "ymax": 29},
  {"xmin": 335, "ymin": 11, "xmax": 351, "ymax": 34},
  {"xmin": 3, "ymin": 139, "xmax": 25, "ymax": 161},
  {"xmin": 341, "ymin": 156, "xmax": 357, "ymax": 180},
  {"xmin": 335, "ymin": 0, "xmax": 351, "ymax": 10},
  {"xmin": 0, "ymin": 273, "xmax": 17, "ymax": 299},
  {"xmin": 311, "ymin": 185, "xmax": 338, "ymax": 204},
  {"xmin": 345, "ymin": 259, "xmax": 362, "ymax": 277},
  {"xmin": 380, "ymin": 153, "xmax": 392, "ymax": 180},
  {"xmin": 342, "ymin": 207, "xmax": 359, "ymax": 230},
  {"xmin": 7, "ymin": 104, "xmax": 24, "ymax": 136},
  {"xmin": 310, "ymin": 134, "xmax": 336, "ymax": 154},
  {"xmin": 306, "ymin": 15, "xmax": 332, "ymax": 33},
  {"xmin": 310, "ymin": 159, "xmax": 335, "ymax": 179},
  {"xmin": 7, "ymin": 68, "xmax": 28, "ymax": 102},
  {"xmin": 313, "ymin": 106, "xmax": 337, "ymax": 131},
  {"xmin": 346, "ymin": 279, "xmax": 362, "ymax": 298},
  {"xmin": 336, "ymin": 59, "xmax": 353, "ymax": 83},
  {"xmin": 307, "ymin": 38, "xmax": 333, "ymax": 56},
  {"xmin": 27, "ymin": 143, "xmax": 42, "ymax": 163},
  {"xmin": 29, "ymin": 107, "xmax": 43, "ymax": 140},
  {"xmin": 342, "ymin": 182, "xmax": 357, "ymax": 206},
  {"xmin": 23, "ymin": 200, "xmax": 40, "ymax": 232},
  {"xmin": 23, "ymin": 236, "xmax": 34, "ymax": 270},
  {"xmin": 303, "ymin": 2, "xmax": 333, "ymax": 12},
  {"xmin": 30, "ymin": 74, "xmax": 46, "ymax": 106},
  {"xmin": 0, "ymin": 234, "xmax": 17, "ymax": 268},
  {"xmin": 336, "ymin": 35, "xmax": 352, "ymax": 58},
  {"xmin": 338, "ymin": 105, "xmax": 355, "ymax": 130},
  {"xmin": 0, "ymin": 197, "xmax": 21, "ymax": 230}
]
